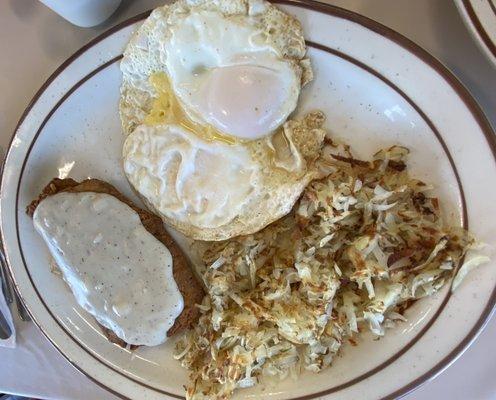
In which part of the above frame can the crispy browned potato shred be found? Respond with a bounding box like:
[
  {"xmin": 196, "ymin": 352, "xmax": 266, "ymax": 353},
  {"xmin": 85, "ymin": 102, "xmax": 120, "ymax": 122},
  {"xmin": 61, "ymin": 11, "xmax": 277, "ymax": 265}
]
[{"xmin": 175, "ymin": 146, "xmax": 479, "ymax": 400}]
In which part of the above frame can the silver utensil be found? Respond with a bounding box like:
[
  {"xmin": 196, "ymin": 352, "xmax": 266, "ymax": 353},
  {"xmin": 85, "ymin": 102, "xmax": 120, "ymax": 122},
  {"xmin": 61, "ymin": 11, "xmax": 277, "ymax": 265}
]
[
  {"xmin": 0, "ymin": 147, "xmax": 9, "ymax": 304},
  {"xmin": 0, "ymin": 306, "xmax": 12, "ymax": 339},
  {"xmin": 0, "ymin": 242, "xmax": 30, "ymax": 322},
  {"xmin": 0, "ymin": 246, "xmax": 13, "ymax": 338},
  {"xmin": 0, "ymin": 245, "xmax": 13, "ymax": 304},
  {"xmin": 0, "ymin": 146, "xmax": 30, "ymax": 322},
  {"xmin": 15, "ymin": 292, "xmax": 31, "ymax": 322}
]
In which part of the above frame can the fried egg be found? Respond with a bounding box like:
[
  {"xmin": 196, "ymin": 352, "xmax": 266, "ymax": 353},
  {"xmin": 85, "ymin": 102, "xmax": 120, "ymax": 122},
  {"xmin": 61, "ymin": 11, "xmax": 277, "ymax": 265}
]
[
  {"xmin": 120, "ymin": 0, "xmax": 325, "ymax": 240},
  {"xmin": 160, "ymin": 9, "xmax": 301, "ymax": 140}
]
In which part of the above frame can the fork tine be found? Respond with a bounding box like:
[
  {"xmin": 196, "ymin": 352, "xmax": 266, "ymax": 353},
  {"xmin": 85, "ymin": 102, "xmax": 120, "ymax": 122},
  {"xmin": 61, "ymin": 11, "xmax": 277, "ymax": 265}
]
[
  {"xmin": 0, "ymin": 248, "xmax": 30, "ymax": 321},
  {"xmin": 0, "ymin": 307, "xmax": 12, "ymax": 339},
  {"xmin": 0, "ymin": 241, "xmax": 31, "ymax": 323},
  {"xmin": 0, "ymin": 148, "xmax": 29, "ymax": 322},
  {"xmin": 0, "ymin": 245, "xmax": 29, "ymax": 321},
  {"xmin": 0, "ymin": 148, "xmax": 13, "ymax": 306},
  {"xmin": 0, "ymin": 247, "xmax": 13, "ymax": 304},
  {"xmin": 14, "ymin": 291, "xmax": 30, "ymax": 322}
]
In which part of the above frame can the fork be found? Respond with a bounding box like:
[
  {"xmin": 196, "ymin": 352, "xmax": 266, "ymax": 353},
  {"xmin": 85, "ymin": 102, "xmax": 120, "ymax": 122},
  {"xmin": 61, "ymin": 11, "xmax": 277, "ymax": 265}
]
[
  {"xmin": 0, "ymin": 247, "xmax": 13, "ymax": 339},
  {"xmin": 0, "ymin": 237, "xmax": 30, "ymax": 322},
  {"xmin": 0, "ymin": 246, "xmax": 12, "ymax": 305},
  {"xmin": 0, "ymin": 146, "xmax": 30, "ymax": 322}
]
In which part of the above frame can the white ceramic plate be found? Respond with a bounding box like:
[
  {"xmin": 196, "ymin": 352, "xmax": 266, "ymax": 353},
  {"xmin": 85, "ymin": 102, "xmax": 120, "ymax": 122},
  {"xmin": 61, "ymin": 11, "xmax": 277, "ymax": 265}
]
[
  {"xmin": 2, "ymin": 1, "xmax": 496, "ymax": 399},
  {"xmin": 455, "ymin": 0, "xmax": 496, "ymax": 67}
]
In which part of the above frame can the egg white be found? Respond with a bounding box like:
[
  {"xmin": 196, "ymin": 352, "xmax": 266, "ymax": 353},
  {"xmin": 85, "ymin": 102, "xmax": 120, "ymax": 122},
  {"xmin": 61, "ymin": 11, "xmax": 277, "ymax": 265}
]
[{"xmin": 120, "ymin": 0, "xmax": 324, "ymax": 241}]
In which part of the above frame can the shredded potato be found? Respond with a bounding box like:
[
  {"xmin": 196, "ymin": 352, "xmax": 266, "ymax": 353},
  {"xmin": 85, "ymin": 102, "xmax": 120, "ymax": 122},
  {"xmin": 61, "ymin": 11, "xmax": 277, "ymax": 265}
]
[{"xmin": 175, "ymin": 144, "xmax": 480, "ymax": 399}]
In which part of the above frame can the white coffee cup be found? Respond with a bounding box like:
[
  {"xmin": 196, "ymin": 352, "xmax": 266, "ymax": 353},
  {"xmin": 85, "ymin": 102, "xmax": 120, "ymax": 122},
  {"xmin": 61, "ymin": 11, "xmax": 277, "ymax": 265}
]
[{"xmin": 40, "ymin": 0, "xmax": 122, "ymax": 28}]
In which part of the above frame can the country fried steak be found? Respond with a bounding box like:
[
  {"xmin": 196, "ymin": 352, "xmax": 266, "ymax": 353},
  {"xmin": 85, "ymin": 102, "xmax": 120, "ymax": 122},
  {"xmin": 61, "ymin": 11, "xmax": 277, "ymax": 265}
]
[{"xmin": 27, "ymin": 178, "xmax": 204, "ymax": 347}]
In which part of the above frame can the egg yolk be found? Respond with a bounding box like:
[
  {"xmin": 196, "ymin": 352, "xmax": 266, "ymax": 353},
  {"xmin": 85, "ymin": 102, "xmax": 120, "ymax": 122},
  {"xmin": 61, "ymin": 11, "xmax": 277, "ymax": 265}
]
[
  {"xmin": 144, "ymin": 72, "xmax": 238, "ymax": 145},
  {"xmin": 199, "ymin": 64, "xmax": 289, "ymax": 140}
]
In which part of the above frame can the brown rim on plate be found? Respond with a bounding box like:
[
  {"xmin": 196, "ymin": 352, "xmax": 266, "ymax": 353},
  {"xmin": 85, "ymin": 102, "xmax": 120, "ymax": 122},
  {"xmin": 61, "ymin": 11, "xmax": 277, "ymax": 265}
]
[
  {"xmin": 460, "ymin": 0, "xmax": 496, "ymax": 60},
  {"xmin": 1, "ymin": 1, "xmax": 495, "ymax": 399}
]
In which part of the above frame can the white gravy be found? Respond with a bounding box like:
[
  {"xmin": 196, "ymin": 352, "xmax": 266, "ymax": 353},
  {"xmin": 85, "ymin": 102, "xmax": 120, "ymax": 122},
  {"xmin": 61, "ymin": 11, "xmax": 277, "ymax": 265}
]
[{"xmin": 33, "ymin": 191, "xmax": 184, "ymax": 346}]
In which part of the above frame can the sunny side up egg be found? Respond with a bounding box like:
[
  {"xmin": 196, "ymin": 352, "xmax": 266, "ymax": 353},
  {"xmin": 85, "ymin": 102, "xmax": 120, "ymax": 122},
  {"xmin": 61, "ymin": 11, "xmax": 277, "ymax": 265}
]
[
  {"xmin": 162, "ymin": 9, "xmax": 301, "ymax": 140},
  {"xmin": 120, "ymin": 0, "xmax": 326, "ymax": 241}
]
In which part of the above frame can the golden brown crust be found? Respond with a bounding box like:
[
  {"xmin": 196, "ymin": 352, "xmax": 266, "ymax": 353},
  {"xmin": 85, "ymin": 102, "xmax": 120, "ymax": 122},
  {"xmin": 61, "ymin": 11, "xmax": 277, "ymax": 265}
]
[
  {"xmin": 102, "ymin": 327, "xmax": 139, "ymax": 350},
  {"xmin": 27, "ymin": 178, "xmax": 204, "ymax": 346}
]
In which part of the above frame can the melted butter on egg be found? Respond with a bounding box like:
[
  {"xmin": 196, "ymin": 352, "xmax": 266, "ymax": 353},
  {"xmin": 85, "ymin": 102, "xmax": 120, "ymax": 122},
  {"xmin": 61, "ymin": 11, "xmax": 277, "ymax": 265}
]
[
  {"xmin": 145, "ymin": 72, "xmax": 302, "ymax": 174},
  {"xmin": 144, "ymin": 72, "xmax": 305, "ymax": 175},
  {"xmin": 145, "ymin": 72, "xmax": 239, "ymax": 145}
]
